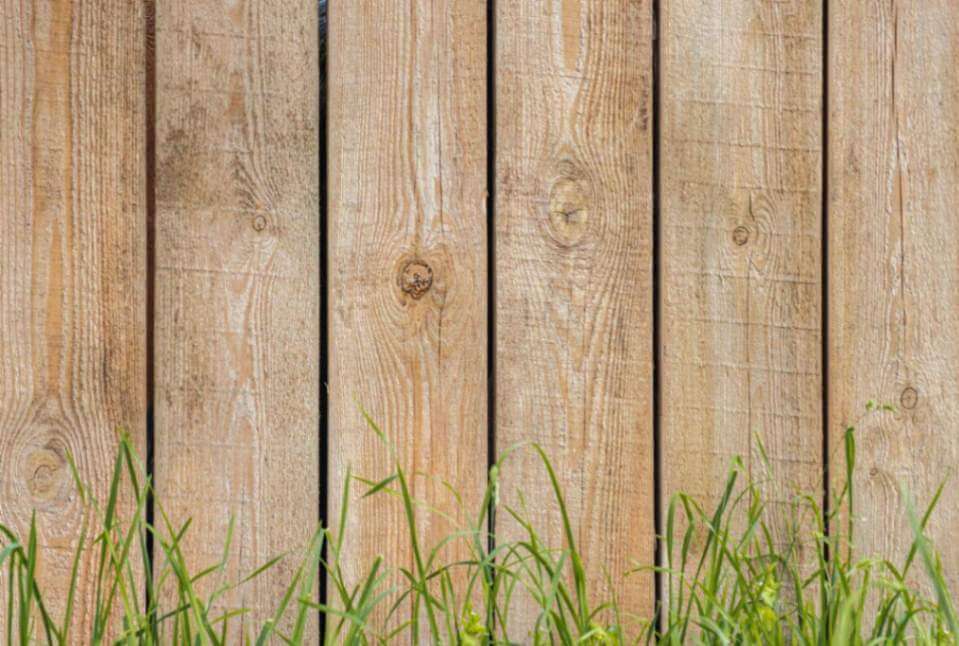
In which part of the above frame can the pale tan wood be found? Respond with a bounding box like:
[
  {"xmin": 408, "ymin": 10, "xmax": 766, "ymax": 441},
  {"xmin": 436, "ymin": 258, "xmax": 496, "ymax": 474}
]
[
  {"xmin": 0, "ymin": 0, "xmax": 146, "ymax": 637},
  {"xmin": 327, "ymin": 0, "xmax": 488, "ymax": 634},
  {"xmin": 828, "ymin": 0, "xmax": 959, "ymax": 590},
  {"xmin": 153, "ymin": 0, "xmax": 318, "ymax": 635},
  {"xmin": 660, "ymin": 0, "xmax": 822, "ymax": 549},
  {"xmin": 495, "ymin": 0, "xmax": 655, "ymax": 633}
]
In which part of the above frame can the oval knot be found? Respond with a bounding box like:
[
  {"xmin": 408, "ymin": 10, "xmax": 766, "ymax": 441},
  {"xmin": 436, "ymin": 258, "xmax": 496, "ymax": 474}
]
[
  {"xmin": 900, "ymin": 386, "xmax": 918, "ymax": 410},
  {"xmin": 547, "ymin": 176, "xmax": 590, "ymax": 247}
]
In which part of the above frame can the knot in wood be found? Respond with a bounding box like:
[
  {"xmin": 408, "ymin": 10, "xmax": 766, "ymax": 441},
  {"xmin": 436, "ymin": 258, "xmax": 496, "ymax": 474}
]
[
  {"xmin": 900, "ymin": 386, "xmax": 918, "ymax": 410},
  {"xmin": 400, "ymin": 260, "xmax": 433, "ymax": 299},
  {"xmin": 732, "ymin": 225, "xmax": 750, "ymax": 246},
  {"xmin": 547, "ymin": 175, "xmax": 590, "ymax": 247},
  {"xmin": 25, "ymin": 446, "xmax": 66, "ymax": 501},
  {"xmin": 252, "ymin": 214, "xmax": 268, "ymax": 232}
]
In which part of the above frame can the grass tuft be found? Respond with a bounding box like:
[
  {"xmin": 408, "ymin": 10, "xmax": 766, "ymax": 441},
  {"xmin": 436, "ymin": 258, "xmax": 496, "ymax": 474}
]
[{"xmin": 0, "ymin": 405, "xmax": 955, "ymax": 644}]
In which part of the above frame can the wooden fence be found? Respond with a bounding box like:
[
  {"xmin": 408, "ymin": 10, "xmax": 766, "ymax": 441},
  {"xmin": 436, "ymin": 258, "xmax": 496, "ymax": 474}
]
[{"xmin": 2, "ymin": 0, "xmax": 958, "ymax": 638}]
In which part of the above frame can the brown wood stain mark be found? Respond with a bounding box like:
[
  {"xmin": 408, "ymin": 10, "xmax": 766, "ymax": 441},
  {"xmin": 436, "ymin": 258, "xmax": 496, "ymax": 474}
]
[
  {"xmin": 561, "ymin": 0, "xmax": 581, "ymax": 71},
  {"xmin": 30, "ymin": 0, "xmax": 73, "ymax": 395}
]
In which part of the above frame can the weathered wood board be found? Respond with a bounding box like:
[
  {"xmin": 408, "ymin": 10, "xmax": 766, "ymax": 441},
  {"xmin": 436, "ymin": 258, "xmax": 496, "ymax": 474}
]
[
  {"xmin": 0, "ymin": 0, "xmax": 146, "ymax": 637},
  {"xmin": 828, "ymin": 0, "xmax": 959, "ymax": 591},
  {"xmin": 327, "ymin": 0, "xmax": 488, "ymax": 633},
  {"xmin": 495, "ymin": 0, "xmax": 655, "ymax": 633},
  {"xmin": 153, "ymin": 0, "xmax": 319, "ymax": 634},
  {"xmin": 660, "ymin": 0, "xmax": 823, "ymax": 550}
]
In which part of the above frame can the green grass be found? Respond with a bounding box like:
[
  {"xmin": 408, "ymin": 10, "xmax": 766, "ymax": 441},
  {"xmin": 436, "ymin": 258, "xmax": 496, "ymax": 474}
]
[{"xmin": 0, "ymin": 403, "xmax": 955, "ymax": 644}]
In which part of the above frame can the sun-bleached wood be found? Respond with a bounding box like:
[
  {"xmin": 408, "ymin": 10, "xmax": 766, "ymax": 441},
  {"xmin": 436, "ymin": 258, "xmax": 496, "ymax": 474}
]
[
  {"xmin": 0, "ymin": 0, "xmax": 146, "ymax": 637},
  {"xmin": 495, "ymin": 0, "xmax": 655, "ymax": 632},
  {"xmin": 153, "ymin": 0, "xmax": 319, "ymax": 633},
  {"xmin": 660, "ymin": 0, "xmax": 823, "ymax": 549},
  {"xmin": 327, "ymin": 0, "xmax": 488, "ymax": 632},
  {"xmin": 828, "ymin": 0, "xmax": 959, "ymax": 592}
]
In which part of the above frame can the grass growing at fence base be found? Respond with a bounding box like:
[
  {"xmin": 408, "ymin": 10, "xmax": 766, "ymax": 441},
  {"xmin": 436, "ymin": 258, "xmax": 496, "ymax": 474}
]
[{"xmin": 0, "ymin": 404, "xmax": 955, "ymax": 644}]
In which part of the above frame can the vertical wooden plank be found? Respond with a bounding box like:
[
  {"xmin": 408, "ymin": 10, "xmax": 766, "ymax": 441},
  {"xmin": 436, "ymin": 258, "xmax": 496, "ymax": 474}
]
[
  {"xmin": 328, "ymin": 0, "xmax": 487, "ymax": 631},
  {"xmin": 660, "ymin": 1, "xmax": 823, "ymax": 546},
  {"xmin": 495, "ymin": 0, "xmax": 655, "ymax": 631},
  {"xmin": 153, "ymin": 0, "xmax": 318, "ymax": 632},
  {"xmin": 0, "ymin": 0, "xmax": 146, "ymax": 637},
  {"xmin": 829, "ymin": 1, "xmax": 959, "ymax": 589}
]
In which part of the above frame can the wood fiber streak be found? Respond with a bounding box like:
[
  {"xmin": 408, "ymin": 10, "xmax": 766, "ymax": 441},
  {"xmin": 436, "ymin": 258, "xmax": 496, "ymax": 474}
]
[
  {"xmin": 154, "ymin": 0, "xmax": 318, "ymax": 635},
  {"xmin": 495, "ymin": 0, "xmax": 655, "ymax": 633},
  {"xmin": 327, "ymin": 0, "xmax": 487, "ymax": 633},
  {"xmin": 0, "ymin": 0, "xmax": 146, "ymax": 637},
  {"xmin": 660, "ymin": 0, "xmax": 823, "ymax": 554},
  {"xmin": 829, "ymin": 0, "xmax": 959, "ymax": 592}
]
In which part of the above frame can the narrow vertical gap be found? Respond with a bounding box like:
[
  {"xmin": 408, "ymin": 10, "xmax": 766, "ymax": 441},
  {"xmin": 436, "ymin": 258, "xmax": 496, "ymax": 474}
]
[
  {"xmin": 650, "ymin": 0, "xmax": 664, "ymax": 636},
  {"xmin": 485, "ymin": 2, "xmax": 499, "ymax": 638},
  {"xmin": 143, "ymin": 0, "xmax": 157, "ymax": 620},
  {"xmin": 485, "ymin": 0, "xmax": 497, "ymax": 563},
  {"xmin": 318, "ymin": 0, "xmax": 330, "ymax": 641},
  {"xmin": 820, "ymin": 0, "xmax": 831, "ymax": 549}
]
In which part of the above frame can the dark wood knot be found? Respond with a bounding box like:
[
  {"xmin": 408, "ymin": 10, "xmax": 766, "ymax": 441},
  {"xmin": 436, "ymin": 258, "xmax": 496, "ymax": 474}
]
[{"xmin": 400, "ymin": 260, "xmax": 433, "ymax": 299}]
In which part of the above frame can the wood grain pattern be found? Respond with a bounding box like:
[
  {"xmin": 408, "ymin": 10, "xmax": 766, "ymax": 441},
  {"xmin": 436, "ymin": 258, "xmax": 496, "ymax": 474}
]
[
  {"xmin": 828, "ymin": 0, "xmax": 959, "ymax": 590},
  {"xmin": 0, "ymin": 0, "xmax": 146, "ymax": 637},
  {"xmin": 153, "ymin": 0, "xmax": 318, "ymax": 634},
  {"xmin": 660, "ymin": 0, "xmax": 822, "ymax": 550},
  {"xmin": 327, "ymin": 0, "xmax": 488, "ymax": 633},
  {"xmin": 495, "ymin": 0, "xmax": 655, "ymax": 632}
]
